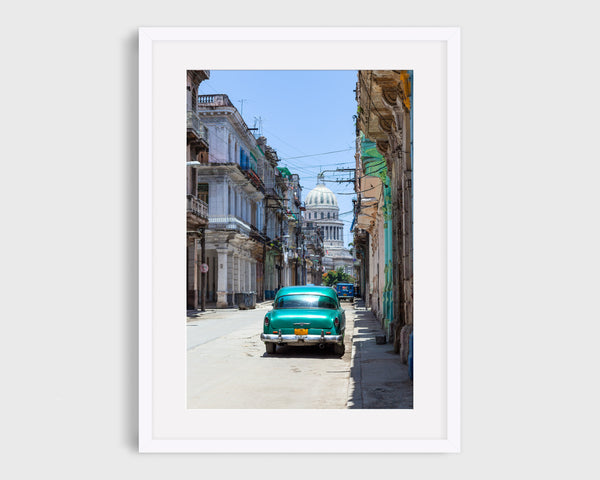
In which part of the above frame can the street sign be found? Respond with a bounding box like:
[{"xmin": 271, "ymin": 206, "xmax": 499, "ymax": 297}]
[{"xmin": 200, "ymin": 263, "xmax": 209, "ymax": 273}]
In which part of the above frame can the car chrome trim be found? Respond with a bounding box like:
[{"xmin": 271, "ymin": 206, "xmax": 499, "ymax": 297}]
[{"xmin": 260, "ymin": 333, "xmax": 343, "ymax": 345}]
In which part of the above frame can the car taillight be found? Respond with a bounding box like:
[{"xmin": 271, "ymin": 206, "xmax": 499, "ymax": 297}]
[
  {"xmin": 264, "ymin": 316, "xmax": 270, "ymax": 327},
  {"xmin": 334, "ymin": 317, "xmax": 340, "ymax": 328}
]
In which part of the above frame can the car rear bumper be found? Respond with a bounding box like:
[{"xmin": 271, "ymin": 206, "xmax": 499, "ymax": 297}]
[{"xmin": 261, "ymin": 332, "xmax": 343, "ymax": 345}]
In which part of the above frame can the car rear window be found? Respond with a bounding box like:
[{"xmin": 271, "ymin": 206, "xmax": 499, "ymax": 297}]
[{"xmin": 275, "ymin": 294, "xmax": 338, "ymax": 310}]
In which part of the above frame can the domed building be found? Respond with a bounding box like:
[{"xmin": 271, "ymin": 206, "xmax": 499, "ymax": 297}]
[{"xmin": 303, "ymin": 179, "xmax": 354, "ymax": 276}]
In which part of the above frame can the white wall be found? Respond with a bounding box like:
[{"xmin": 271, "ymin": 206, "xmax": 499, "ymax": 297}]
[{"xmin": 2, "ymin": 1, "xmax": 599, "ymax": 479}]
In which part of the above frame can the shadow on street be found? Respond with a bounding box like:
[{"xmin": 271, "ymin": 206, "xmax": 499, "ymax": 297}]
[{"xmin": 347, "ymin": 302, "xmax": 413, "ymax": 409}]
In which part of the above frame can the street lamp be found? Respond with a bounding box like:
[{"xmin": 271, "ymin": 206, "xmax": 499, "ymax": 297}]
[{"xmin": 187, "ymin": 161, "xmax": 202, "ymax": 167}]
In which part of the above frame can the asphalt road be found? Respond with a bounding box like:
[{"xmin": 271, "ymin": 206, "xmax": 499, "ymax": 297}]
[{"xmin": 187, "ymin": 304, "xmax": 353, "ymax": 409}]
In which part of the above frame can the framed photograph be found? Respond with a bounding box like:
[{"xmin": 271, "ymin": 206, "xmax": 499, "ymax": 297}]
[{"xmin": 139, "ymin": 27, "xmax": 460, "ymax": 453}]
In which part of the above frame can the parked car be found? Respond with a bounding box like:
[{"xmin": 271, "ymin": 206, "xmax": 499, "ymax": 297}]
[
  {"xmin": 335, "ymin": 282, "xmax": 354, "ymax": 301},
  {"xmin": 260, "ymin": 285, "xmax": 346, "ymax": 356}
]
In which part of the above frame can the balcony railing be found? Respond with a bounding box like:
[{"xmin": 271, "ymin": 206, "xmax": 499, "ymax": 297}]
[
  {"xmin": 198, "ymin": 94, "xmax": 234, "ymax": 107},
  {"xmin": 208, "ymin": 215, "xmax": 251, "ymax": 236},
  {"xmin": 187, "ymin": 195, "xmax": 208, "ymax": 220},
  {"xmin": 242, "ymin": 167, "xmax": 266, "ymax": 194},
  {"xmin": 250, "ymin": 224, "xmax": 266, "ymax": 243},
  {"xmin": 187, "ymin": 111, "xmax": 209, "ymax": 143}
]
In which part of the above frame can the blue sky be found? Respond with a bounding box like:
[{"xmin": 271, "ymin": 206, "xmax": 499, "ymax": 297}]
[{"xmin": 197, "ymin": 70, "xmax": 358, "ymax": 247}]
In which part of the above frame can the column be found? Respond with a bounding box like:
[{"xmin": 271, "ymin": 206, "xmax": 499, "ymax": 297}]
[
  {"xmin": 187, "ymin": 239, "xmax": 198, "ymax": 309},
  {"xmin": 233, "ymin": 254, "xmax": 240, "ymax": 294},
  {"xmin": 216, "ymin": 248, "xmax": 229, "ymax": 308},
  {"xmin": 200, "ymin": 229, "xmax": 206, "ymax": 312},
  {"xmin": 227, "ymin": 252, "xmax": 234, "ymax": 296},
  {"xmin": 246, "ymin": 259, "xmax": 251, "ymax": 292}
]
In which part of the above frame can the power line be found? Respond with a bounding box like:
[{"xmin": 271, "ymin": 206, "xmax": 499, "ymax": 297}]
[
  {"xmin": 281, "ymin": 160, "xmax": 355, "ymax": 170},
  {"xmin": 262, "ymin": 127, "xmax": 308, "ymax": 156},
  {"xmin": 279, "ymin": 148, "xmax": 352, "ymax": 161}
]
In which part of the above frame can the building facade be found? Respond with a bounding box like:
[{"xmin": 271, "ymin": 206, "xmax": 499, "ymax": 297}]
[
  {"xmin": 195, "ymin": 94, "xmax": 268, "ymax": 308},
  {"xmin": 192, "ymin": 94, "xmax": 294, "ymax": 307},
  {"xmin": 354, "ymin": 70, "xmax": 413, "ymax": 361},
  {"xmin": 278, "ymin": 167, "xmax": 304, "ymax": 287},
  {"xmin": 186, "ymin": 70, "xmax": 210, "ymax": 310},
  {"xmin": 261, "ymin": 139, "xmax": 288, "ymax": 299}
]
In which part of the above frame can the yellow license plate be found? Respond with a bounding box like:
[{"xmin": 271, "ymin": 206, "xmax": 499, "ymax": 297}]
[{"xmin": 295, "ymin": 328, "xmax": 308, "ymax": 335}]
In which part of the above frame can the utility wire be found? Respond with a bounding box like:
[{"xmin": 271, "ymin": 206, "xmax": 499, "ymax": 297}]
[
  {"xmin": 280, "ymin": 148, "xmax": 353, "ymax": 161},
  {"xmin": 336, "ymin": 182, "xmax": 385, "ymax": 195},
  {"xmin": 282, "ymin": 160, "xmax": 355, "ymax": 169}
]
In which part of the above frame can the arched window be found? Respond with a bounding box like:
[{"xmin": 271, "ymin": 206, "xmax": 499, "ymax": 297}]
[
  {"xmin": 321, "ymin": 212, "xmax": 324, "ymax": 219},
  {"xmin": 327, "ymin": 212, "xmax": 330, "ymax": 219}
]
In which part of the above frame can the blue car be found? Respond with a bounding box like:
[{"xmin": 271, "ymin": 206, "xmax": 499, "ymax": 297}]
[{"xmin": 335, "ymin": 283, "xmax": 354, "ymax": 302}]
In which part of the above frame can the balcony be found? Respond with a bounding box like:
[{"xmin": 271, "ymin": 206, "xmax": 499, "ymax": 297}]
[
  {"xmin": 242, "ymin": 168, "xmax": 266, "ymax": 194},
  {"xmin": 198, "ymin": 94, "xmax": 234, "ymax": 107},
  {"xmin": 264, "ymin": 186, "xmax": 284, "ymax": 210},
  {"xmin": 250, "ymin": 224, "xmax": 266, "ymax": 243},
  {"xmin": 208, "ymin": 215, "xmax": 251, "ymax": 236},
  {"xmin": 187, "ymin": 111, "xmax": 209, "ymax": 147},
  {"xmin": 187, "ymin": 195, "xmax": 209, "ymax": 226}
]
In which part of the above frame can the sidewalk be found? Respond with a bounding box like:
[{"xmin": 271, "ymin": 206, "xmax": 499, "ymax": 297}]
[
  {"xmin": 347, "ymin": 299, "xmax": 413, "ymax": 409},
  {"xmin": 186, "ymin": 300, "xmax": 273, "ymax": 321}
]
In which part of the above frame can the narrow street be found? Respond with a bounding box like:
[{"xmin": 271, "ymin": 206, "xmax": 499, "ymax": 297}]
[
  {"xmin": 187, "ymin": 302, "xmax": 412, "ymax": 409},
  {"xmin": 182, "ymin": 69, "xmax": 415, "ymax": 412}
]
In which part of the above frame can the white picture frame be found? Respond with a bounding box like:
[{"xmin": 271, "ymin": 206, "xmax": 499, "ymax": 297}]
[{"xmin": 139, "ymin": 27, "xmax": 460, "ymax": 453}]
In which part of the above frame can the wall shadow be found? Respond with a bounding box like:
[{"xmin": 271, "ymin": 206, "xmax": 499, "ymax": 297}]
[
  {"xmin": 347, "ymin": 300, "xmax": 413, "ymax": 409},
  {"xmin": 123, "ymin": 31, "xmax": 139, "ymax": 451}
]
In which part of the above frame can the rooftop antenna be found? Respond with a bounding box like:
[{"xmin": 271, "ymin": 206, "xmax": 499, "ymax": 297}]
[
  {"xmin": 238, "ymin": 99, "xmax": 248, "ymax": 117},
  {"xmin": 253, "ymin": 116, "xmax": 263, "ymax": 136}
]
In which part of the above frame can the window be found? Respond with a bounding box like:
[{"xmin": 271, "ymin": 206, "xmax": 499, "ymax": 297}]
[
  {"xmin": 321, "ymin": 212, "xmax": 324, "ymax": 219},
  {"xmin": 328, "ymin": 212, "xmax": 330, "ymax": 219},
  {"xmin": 275, "ymin": 294, "xmax": 338, "ymax": 310},
  {"xmin": 198, "ymin": 183, "xmax": 209, "ymax": 204}
]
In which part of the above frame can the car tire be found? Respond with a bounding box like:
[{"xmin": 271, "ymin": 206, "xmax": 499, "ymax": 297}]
[
  {"xmin": 334, "ymin": 342, "xmax": 345, "ymax": 357},
  {"xmin": 265, "ymin": 342, "xmax": 276, "ymax": 354}
]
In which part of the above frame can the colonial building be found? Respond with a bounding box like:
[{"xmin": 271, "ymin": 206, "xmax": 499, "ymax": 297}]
[
  {"xmin": 194, "ymin": 94, "xmax": 267, "ymax": 308},
  {"xmin": 353, "ymin": 133, "xmax": 390, "ymax": 326},
  {"xmin": 186, "ymin": 70, "xmax": 210, "ymax": 310},
  {"xmin": 261, "ymin": 139, "xmax": 288, "ymax": 299},
  {"xmin": 278, "ymin": 167, "xmax": 304, "ymax": 286},
  {"xmin": 302, "ymin": 224, "xmax": 324, "ymax": 285},
  {"xmin": 353, "ymin": 70, "xmax": 413, "ymax": 362},
  {"xmin": 304, "ymin": 177, "xmax": 354, "ymax": 278},
  {"xmin": 193, "ymin": 94, "xmax": 291, "ymax": 307}
]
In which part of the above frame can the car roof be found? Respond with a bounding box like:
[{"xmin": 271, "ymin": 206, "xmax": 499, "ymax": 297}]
[{"xmin": 275, "ymin": 285, "xmax": 338, "ymax": 298}]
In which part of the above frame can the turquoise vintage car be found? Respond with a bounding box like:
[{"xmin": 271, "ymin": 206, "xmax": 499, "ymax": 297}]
[{"xmin": 260, "ymin": 286, "xmax": 346, "ymax": 356}]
